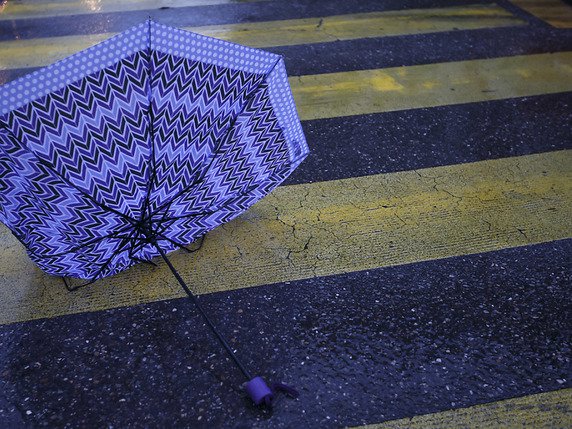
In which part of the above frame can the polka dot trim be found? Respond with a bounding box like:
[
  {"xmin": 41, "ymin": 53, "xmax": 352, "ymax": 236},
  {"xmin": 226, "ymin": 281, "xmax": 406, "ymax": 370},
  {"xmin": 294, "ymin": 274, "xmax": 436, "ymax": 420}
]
[
  {"xmin": 266, "ymin": 59, "xmax": 309, "ymax": 169},
  {"xmin": 0, "ymin": 22, "xmax": 148, "ymax": 116},
  {"xmin": 150, "ymin": 21, "xmax": 279, "ymax": 75}
]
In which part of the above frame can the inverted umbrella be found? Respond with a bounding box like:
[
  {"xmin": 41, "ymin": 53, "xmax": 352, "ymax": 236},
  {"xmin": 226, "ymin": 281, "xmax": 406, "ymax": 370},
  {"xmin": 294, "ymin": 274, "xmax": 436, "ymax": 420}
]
[{"xmin": 0, "ymin": 19, "xmax": 308, "ymax": 406}]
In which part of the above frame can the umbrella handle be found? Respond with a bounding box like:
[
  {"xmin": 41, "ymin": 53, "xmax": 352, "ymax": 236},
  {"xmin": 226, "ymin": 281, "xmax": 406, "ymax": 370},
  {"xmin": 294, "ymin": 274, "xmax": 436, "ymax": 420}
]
[
  {"xmin": 245, "ymin": 377, "xmax": 299, "ymax": 407},
  {"xmin": 246, "ymin": 377, "xmax": 273, "ymax": 405}
]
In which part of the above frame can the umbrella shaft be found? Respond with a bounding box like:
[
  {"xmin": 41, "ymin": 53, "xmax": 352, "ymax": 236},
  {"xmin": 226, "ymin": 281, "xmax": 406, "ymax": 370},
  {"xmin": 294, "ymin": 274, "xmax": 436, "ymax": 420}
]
[{"xmin": 153, "ymin": 242, "xmax": 253, "ymax": 381}]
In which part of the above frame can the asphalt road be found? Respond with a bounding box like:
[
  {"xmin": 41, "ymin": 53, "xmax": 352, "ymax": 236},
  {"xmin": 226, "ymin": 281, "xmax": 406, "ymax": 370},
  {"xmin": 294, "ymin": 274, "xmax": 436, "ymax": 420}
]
[{"xmin": 0, "ymin": 0, "xmax": 571, "ymax": 427}]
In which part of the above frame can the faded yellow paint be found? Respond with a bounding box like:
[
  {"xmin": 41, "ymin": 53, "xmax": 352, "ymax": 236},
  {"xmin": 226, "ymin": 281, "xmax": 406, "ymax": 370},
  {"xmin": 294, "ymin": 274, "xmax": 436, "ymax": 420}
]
[
  {"xmin": 369, "ymin": 75, "xmax": 405, "ymax": 92},
  {"xmin": 354, "ymin": 389, "xmax": 572, "ymax": 428},
  {"xmin": 0, "ymin": 150, "xmax": 570, "ymax": 325},
  {"xmin": 291, "ymin": 51, "xmax": 572, "ymax": 120},
  {"xmin": 0, "ymin": 4, "xmax": 525, "ymax": 70},
  {"xmin": 0, "ymin": 0, "xmax": 264, "ymax": 20},
  {"xmin": 511, "ymin": 0, "xmax": 572, "ymax": 28}
]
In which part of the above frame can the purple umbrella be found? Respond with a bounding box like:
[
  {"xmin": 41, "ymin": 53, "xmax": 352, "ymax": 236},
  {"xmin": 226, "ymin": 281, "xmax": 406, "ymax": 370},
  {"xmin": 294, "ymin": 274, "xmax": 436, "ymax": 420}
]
[{"xmin": 0, "ymin": 19, "xmax": 308, "ymax": 406}]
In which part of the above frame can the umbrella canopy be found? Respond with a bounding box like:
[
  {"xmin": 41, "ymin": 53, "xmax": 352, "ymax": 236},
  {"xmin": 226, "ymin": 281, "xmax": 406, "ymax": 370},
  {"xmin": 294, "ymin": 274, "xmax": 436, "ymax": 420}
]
[
  {"xmin": 0, "ymin": 20, "xmax": 308, "ymax": 406},
  {"xmin": 0, "ymin": 19, "xmax": 308, "ymax": 281}
]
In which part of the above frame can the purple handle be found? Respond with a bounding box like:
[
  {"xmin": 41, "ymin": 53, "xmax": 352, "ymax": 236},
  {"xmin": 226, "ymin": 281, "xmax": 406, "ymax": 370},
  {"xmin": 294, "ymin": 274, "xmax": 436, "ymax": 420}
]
[
  {"xmin": 245, "ymin": 376, "xmax": 274, "ymax": 406},
  {"xmin": 245, "ymin": 376, "xmax": 299, "ymax": 407}
]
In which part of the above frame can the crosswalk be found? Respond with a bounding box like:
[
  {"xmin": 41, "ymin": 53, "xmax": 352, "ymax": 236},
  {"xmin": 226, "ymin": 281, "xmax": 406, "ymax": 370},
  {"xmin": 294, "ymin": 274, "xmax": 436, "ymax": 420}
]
[
  {"xmin": 0, "ymin": 0, "xmax": 570, "ymax": 427},
  {"xmin": 0, "ymin": 4, "xmax": 525, "ymax": 70}
]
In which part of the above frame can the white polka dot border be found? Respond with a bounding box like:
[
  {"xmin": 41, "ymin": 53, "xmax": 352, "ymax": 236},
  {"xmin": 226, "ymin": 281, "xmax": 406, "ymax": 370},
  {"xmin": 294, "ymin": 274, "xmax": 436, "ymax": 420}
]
[{"xmin": 0, "ymin": 22, "xmax": 148, "ymax": 117}]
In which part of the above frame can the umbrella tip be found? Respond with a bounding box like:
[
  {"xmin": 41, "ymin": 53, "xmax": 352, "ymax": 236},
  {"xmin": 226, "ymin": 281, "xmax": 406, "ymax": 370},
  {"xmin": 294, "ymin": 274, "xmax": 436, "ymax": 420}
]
[{"xmin": 245, "ymin": 376, "xmax": 299, "ymax": 407}]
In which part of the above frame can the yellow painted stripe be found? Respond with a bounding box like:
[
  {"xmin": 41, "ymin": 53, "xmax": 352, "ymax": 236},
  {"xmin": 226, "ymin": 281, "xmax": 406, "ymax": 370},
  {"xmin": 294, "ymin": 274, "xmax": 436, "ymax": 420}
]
[
  {"xmin": 0, "ymin": 0, "xmax": 264, "ymax": 20},
  {"xmin": 291, "ymin": 51, "xmax": 572, "ymax": 120},
  {"xmin": 0, "ymin": 5, "xmax": 525, "ymax": 70},
  {"xmin": 0, "ymin": 150, "xmax": 570, "ymax": 325},
  {"xmin": 353, "ymin": 389, "xmax": 572, "ymax": 428},
  {"xmin": 511, "ymin": 0, "xmax": 572, "ymax": 28}
]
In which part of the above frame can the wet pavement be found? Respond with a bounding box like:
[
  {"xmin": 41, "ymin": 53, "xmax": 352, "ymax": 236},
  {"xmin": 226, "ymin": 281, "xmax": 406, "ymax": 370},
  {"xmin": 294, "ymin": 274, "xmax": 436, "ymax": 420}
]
[
  {"xmin": 1, "ymin": 241, "xmax": 570, "ymax": 427},
  {"xmin": 1, "ymin": 0, "xmax": 572, "ymax": 427}
]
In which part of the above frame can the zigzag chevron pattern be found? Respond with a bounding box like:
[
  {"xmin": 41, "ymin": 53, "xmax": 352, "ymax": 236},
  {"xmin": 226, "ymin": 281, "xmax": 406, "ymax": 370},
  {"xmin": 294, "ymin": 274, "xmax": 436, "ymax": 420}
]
[
  {"xmin": 0, "ymin": 24, "xmax": 308, "ymax": 280},
  {"xmin": 148, "ymin": 50, "xmax": 266, "ymax": 211}
]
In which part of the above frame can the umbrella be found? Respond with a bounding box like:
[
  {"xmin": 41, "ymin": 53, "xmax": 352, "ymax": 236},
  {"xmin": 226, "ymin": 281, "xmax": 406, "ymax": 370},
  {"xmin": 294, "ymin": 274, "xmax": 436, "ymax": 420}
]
[{"xmin": 0, "ymin": 19, "xmax": 308, "ymax": 406}]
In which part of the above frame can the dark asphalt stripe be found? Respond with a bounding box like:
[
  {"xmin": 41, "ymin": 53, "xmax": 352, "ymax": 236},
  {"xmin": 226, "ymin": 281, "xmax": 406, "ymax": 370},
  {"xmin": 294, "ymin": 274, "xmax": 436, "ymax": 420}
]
[
  {"xmin": 276, "ymin": 25, "xmax": 572, "ymax": 77},
  {"xmin": 286, "ymin": 92, "xmax": 572, "ymax": 185},
  {"xmin": 1, "ymin": 240, "xmax": 570, "ymax": 427},
  {"xmin": 0, "ymin": 0, "xmax": 493, "ymax": 41}
]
